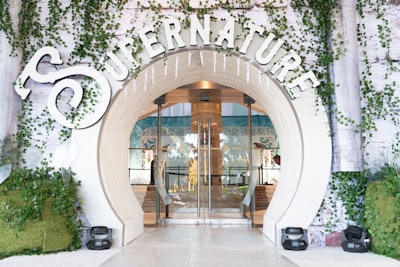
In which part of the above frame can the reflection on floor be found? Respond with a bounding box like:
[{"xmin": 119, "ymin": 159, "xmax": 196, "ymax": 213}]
[
  {"xmin": 144, "ymin": 210, "xmax": 265, "ymax": 227},
  {"xmin": 135, "ymin": 185, "xmax": 270, "ymax": 227}
]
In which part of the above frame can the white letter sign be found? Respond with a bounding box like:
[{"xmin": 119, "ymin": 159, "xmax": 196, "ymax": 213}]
[{"xmin": 14, "ymin": 46, "xmax": 111, "ymax": 129}]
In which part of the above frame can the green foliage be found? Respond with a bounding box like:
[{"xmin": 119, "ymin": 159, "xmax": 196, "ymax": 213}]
[
  {"xmin": 0, "ymin": 0, "xmax": 396, "ymax": 133},
  {"xmin": 1, "ymin": 2, "xmax": 399, "ymax": 258},
  {"xmin": 0, "ymin": 100, "xmax": 37, "ymax": 168},
  {"xmin": 330, "ymin": 171, "xmax": 369, "ymax": 226},
  {"xmin": 274, "ymin": 0, "xmax": 340, "ymax": 107},
  {"xmin": 364, "ymin": 166, "xmax": 400, "ymax": 258},
  {"xmin": 0, "ymin": 0, "xmax": 128, "ymax": 158},
  {"xmin": 0, "ymin": 0, "xmax": 126, "ymax": 63},
  {"xmin": 0, "ymin": 167, "xmax": 81, "ymax": 258},
  {"xmin": 0, "ymin": 1, "xmax": 15, "ymax": 46},
  {"xmin": 1, "ymin": 0, "xmax": 396, "ymax": 154},
  {"xmin": 13, "ymin": 101, "xmax": 59, "ymax": 166},
  {"xmin": 16, "ymin": 0, "xmax": 45, "ymax": 61},
  {"xmin": 67, "ymin": 0, "xmax": 125, "ymax": 65}
]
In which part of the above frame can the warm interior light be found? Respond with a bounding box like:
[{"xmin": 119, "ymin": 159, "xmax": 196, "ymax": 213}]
[{"xmin": 199, "ymin": 80, "xmax": 212, "ymax": 89}]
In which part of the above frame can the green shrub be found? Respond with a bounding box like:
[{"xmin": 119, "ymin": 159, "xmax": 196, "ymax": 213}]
[
  {"xmin": 0, "ymin": 167, "xmax": 81, "ymax": 258},
  {"xmin": 330, "ymin": 171, "xmax": 368, "ymax": 226},
  {"xmin": 364, "ymin": 166, "xmax": 400, "ymax": 258}
]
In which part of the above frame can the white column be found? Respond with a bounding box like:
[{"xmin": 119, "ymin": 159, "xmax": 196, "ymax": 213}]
[{"xmin": 331, "ymin": 0, "xmax": 363, "ymax": 172}]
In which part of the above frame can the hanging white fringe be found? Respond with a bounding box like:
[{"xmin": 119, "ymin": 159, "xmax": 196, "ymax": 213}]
[
  {"xmin": 223, "ymin": 53, "xmax": 227, "ymax": 72},
  {"xmin": 246, "ymin": 62, "xmax": 250, "ymax": 84},
  {"xmin": 200, "ymin": 51, "xmax": 204, "ymax": 66},
  {"xmin": 175, "ymin": 56, "xmax": 179, "ymax": 79},
  {"xmin": 152, "ymin": 66, "xmax": 155, "ymax": 85},
  {"xmin": 144, "ymin": 70, "xmax": 148, "ymax": 91},
  {"xmin": 213, "ymin": 51, "xmax": 216, "ymax": 74},
  {"xmin": 237, "ymin": 57, "xmax": 240, "ymax": 76}
]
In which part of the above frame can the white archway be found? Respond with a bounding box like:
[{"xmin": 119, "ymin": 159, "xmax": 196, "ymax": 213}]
[{"xmin": 97, "ymin": 49, "xmax": 331, "ymax": 246}]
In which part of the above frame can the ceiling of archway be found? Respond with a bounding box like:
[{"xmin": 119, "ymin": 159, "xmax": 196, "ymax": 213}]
[{"xmin": 138, "ymin": 80, "xmax": 267, "ymax": 119}]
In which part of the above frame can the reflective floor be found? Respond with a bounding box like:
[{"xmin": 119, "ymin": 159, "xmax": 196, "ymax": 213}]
[
  {"xmin": 1, "ymin": 226, "xmax": 400, "ymax": 267},
  {"xmin": 102, "ymin": 227, "xmax": 295, "ymax": 267}
]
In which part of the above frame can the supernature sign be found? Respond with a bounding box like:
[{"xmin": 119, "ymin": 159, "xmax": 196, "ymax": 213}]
[{"xmin": 15, "ymin": 14, "xmax": 319, "ymax": 129}]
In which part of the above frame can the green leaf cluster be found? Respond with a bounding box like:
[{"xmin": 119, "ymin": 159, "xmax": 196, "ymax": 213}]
[
  {"xmin": 1, "ymin": 0, "xmax": 396, "ymax": 155},
  {"xmin": 1, "ymin": 2, "xmax": 400, "ymax": 259},
  {"xmin": 330, "ymin": 171, "xmax": 369, "ymax": 226},
  {"xmin": 0, "ymin": 167, "xmax": 81, "ymax": 258},
  {"xmin": 364, "ymin": 166, "xmax": 400, "ymax": 258}
]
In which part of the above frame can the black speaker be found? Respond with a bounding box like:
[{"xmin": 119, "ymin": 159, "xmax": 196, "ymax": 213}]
[
  {"xmin": 341, "ymin": 225, "xmax": 371, "ymax": 253},
  {"xmin": 86, "ymin": 226, "xmax": 113, "ymax": 250},
  {"xmin": 281, "ymin": 227, "xmax": 308, "ymax": 251}
]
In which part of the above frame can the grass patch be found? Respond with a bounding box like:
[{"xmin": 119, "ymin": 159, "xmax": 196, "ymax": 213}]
[{"xmin": 0, "ymin": 167, "xmax": 81, "ymax": 259}]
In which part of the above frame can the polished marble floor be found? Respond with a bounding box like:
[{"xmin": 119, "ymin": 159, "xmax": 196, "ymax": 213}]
[{"xmin": 101, "ymin": 227, "xmax": 295, "ymax": 267}]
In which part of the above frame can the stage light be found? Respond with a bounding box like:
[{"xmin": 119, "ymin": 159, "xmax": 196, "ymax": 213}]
[
  {"xmin": 86, "ymin": 226, "xmax": 113, "ymax": 250},
  {"xmin": 341, "ymin": 225, "xmax": 371, "ymax": 253},
  {"xmin": 281, "ymin": 227, "xmax": 308, "ymax": 251}
]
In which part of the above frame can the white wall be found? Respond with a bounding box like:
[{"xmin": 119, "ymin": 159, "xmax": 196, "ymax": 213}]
[
  {"xmin": 360, "ymin": 4, "xmax": 400, "ymax": 172},
  {"xmin": 1, "ymin": 0, "xmax": 400, "ymax": 247}
]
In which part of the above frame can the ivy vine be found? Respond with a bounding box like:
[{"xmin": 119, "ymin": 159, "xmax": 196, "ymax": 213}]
[
  {"xmin": 364, "ymin": 165, "xmax": 400, "ymax": 258},
  {"xmin": 357, "ymin": 0, "xmax": 400, "ymax": 156},
  {"xmin": 67, "ymin": 0, "xmax": 124, "ymax": 65},
  {"xmin": 0, "ymin": 167, "xmax": 81, "ymax": 248},
  {"xmin": 1, "ymin": 0, "xmax": 399, "ymax": 245},
  {"xmin": 330, "ymin": 171, "xmax": 369, "ymax": 227},
  {"xmin": 0, "ymin": 1, "xmax": 15, "ymax": 48},
  {"xmin": 2, "ymin": 0, "xmax": 396, "ymax": 158}
]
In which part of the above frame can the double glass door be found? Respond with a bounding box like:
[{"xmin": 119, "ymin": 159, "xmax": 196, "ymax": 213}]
[{"xmin": 158, "ymin": 102, "xmax": 251, "ymax": 224}]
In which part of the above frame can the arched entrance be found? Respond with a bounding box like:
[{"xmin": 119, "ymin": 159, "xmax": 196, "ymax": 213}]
[
  {"xmin": 130, "ymin": 85, "xmax": 277, "ymax": 226},
  {"xmin": 98, "ymin": 50, "xmax": 331, "ymax": 246}
]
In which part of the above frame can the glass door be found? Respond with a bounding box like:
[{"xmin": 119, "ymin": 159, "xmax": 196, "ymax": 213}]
[
  {"xmin": 130, "ymin": 91, "xmax": 277, "ymax": 227},
  {"xmin": 162, "ymin": 102, "xmax": 249, "ymax": 224}
]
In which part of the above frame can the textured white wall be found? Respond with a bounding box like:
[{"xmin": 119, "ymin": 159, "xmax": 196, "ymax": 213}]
[
  {"xmin": 0, "ymin": 2, "xmax": 21, "ymax": 143},
  {"xmin": 360, "ymin": 4, "xmax": 400, "ymax": 173},
  {"xmin": 1, "ymin": 0, "xmax": 400, "ymax": 246},
  {"xmin": 331, "ymin": 0, "xmax": 363, "ymax": 172}
]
